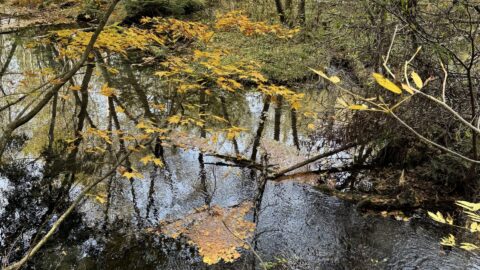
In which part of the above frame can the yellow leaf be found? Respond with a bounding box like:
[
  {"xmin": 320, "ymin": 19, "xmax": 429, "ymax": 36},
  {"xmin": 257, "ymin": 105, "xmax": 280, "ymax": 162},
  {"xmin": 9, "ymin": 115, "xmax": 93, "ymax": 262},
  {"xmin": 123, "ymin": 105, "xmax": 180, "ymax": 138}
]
[
  {"xmin": 460, "ymin": 242, "xmax": 479, "ymax": 251},
  {"xmin": 329, "ymin": 76, "xmax": 341, "ymax": 84},
  {"xmin": 140, "ymin": 155, "xmax": 153, "ymax": 165},
  {"xmin": 153, "ymin": 158, "xmax": 164, "ymax": 167},
  {"xmin": 309, "ymin": 68, "xmax": 340, "ymax": 84},
  {"xmin": 122, "ymin": 170, "xmax": 143, "ymax": 180},
  {"xmin": 307, "ymin": 123, "xmax": 315, "ymax": 130},
  {"xmin": 456, "ymin": 201, "xmax": 480, "ymax": 211},
  {"xmin": 115, "ymin": 106, "xmax": 125, "ymax": 113},
  {"xmin": 401, "ymin": 83, "xmax": 414, "ymax": 95},
  {"xmin": 440, "ymin": 234, "xmax": 456, "ymax": 247},
  {"xmin": 411, "ymin": 71, "xmax": 423, "ymax": 89},
  {"xmin": 470, "ymin": 222, "xmax": 478, "ymax": 233},
  {"xmin": 69, "ymin": 85, "xmax": 81, "ymax": 91},
  {"xmin": 372, "ymin": 73, "xmax": 402, "ymax": 94},
  {"xmin": 136, "ymin": 121, "xmax": 149, "ymax": 129},
  {"xmin": 100, "ymin": 84, "xmax": 116, "ymax": 97},
  {"xmin": 168, "ymin": 115, "xmax": 182, "ymax": 124},
  {"xmin": 446, "ymin": 214, "xmax": 454, "ymax": 225},
  {"xmin": 427, "ymin": 211, "xmax": 446, "ymax": 224},
  {"xmin": 348, "ymin": 104, "xmax": 369, "ymax": 110},
  {"xmin": 95, "ymin": 195, "xmax": 107, "ymax": 204}
]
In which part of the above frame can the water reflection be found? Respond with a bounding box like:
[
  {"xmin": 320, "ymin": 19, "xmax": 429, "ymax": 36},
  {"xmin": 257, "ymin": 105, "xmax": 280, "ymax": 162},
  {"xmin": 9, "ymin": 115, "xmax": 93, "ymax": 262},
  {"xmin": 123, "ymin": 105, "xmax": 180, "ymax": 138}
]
[{"xmin": 0, "ymin": 28, "xmax": 479, "ymax": 270}]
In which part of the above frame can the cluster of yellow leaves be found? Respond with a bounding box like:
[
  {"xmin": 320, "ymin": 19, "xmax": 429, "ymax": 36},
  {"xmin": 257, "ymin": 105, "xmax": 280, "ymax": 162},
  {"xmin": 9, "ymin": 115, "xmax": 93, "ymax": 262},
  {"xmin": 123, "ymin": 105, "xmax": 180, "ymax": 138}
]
[
  {"xmin": 86, "ymin": 192, "xmax": 108, "ymax": 204},
  {"xmin": 427, "ymin": 211, "xmax": 453, "ymax": 225},
  {"xmin": 140, "ymin": 155, "xmax": 164, "ymax": 167},
  {"xmin": 215, "ymin": 10, "xmax": 299, "ymax": 39},
  {"xmin": 258, "ymin": 84, "xmax": 304, "ymax": 110},
  {"xmin": 83, "ymin": 128, "xmax": 113, "ymax": 144},
  {"xmin": 157, "ymin": 202, "xmax": 255, "ymax": 265},
  {"xmin": 122, "ymin": 168, "xmax": 143, "ymax": 180},
  {"xmin": 157, "ymin": 50, "xmax": 304, "ymax": 109},
  {"xmin": 224, "ymin": 126, "xmax": 249, "ymax": 140},
  {"xmin": 141, "ymin": 17, "xmax": 214, "ymax": 44},
  {"xmin": 136, "ymin": 120, "xmax": 169, "ymax": 135},
  {"xmin": 100, "ymin": 84, "xmax": 116, "ymax": 97},
  {"xmin": 440, "ymin": 234, "xmax": 479, "ymax": 251},
  {"xmin": 53, "ymin": 26, "xmax": 164, "ymax": 58},
  {"xmin": 429, "ymin": 200, "xmax": 480, "ymax": 252}
]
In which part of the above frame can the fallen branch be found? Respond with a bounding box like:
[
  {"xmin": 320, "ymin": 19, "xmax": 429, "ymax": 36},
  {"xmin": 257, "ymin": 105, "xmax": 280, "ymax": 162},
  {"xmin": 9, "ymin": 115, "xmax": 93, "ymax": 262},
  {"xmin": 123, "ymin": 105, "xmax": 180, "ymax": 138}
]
[
  {"xmin": 272, "ymin": 163, "xmax": 377, "ymax": 182},
  {"xmin": 270, "ymin": 142, "xmax": 358, "ymax": 178}
]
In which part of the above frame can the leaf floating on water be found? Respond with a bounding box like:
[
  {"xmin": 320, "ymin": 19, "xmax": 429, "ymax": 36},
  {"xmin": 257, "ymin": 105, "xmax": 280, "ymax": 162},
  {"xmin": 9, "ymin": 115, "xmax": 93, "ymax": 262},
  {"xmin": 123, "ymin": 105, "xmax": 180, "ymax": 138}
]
[
  {"xmin": 372, "ymin": 73, "xmax": 402, "ymax": 94},
  {"xmin": 156, "ymin": 202, "xmax": 255, "ymax": 265}
]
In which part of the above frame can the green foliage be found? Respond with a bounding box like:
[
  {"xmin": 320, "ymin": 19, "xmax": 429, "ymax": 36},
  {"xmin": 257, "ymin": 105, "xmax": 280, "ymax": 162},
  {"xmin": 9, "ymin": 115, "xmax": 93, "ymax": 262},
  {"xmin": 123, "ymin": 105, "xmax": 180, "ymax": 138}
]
[
  {"xmin": 214, "ymin": 31, "xmax": 324, "ymax": 82},
  {"xmin": 123, "ymin": 0, "xmax": 206, "ymax": 19}
]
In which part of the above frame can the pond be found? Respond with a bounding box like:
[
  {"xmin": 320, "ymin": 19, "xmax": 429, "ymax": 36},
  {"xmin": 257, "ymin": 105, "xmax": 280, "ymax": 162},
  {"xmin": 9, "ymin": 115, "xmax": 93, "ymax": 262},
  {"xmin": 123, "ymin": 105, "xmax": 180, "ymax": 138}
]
[{"xmin": 0, "ymin": 27, "xmax": 479, "ymax": 270}]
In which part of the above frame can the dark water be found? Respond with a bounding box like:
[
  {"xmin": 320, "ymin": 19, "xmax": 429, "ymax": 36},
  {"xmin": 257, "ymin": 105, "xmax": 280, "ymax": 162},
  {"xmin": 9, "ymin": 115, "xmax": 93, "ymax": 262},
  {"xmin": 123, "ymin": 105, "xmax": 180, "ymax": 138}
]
[{"xmin": 1, "ymin": 28, "xmax": 479, "ymax": 270}]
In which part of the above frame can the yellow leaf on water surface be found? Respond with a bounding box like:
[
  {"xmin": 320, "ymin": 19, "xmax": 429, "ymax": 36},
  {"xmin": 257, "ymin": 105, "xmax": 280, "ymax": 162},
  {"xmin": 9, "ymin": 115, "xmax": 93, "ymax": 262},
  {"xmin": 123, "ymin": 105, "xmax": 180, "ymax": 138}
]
[
  {"xmin": 372, "ymin": 73, "xmax": 402, "ymax": 94},
  {"xmin": 156, "ymin": 202, "xmax": 255, "ymax": 265}
]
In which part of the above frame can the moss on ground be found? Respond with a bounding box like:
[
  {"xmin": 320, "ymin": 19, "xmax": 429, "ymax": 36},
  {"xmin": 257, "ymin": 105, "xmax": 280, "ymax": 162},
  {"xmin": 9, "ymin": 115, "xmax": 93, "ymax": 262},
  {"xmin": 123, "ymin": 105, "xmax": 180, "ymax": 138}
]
[{"xmin": 212, "ymin": 31, "xmax": 326, "ymax": 82}]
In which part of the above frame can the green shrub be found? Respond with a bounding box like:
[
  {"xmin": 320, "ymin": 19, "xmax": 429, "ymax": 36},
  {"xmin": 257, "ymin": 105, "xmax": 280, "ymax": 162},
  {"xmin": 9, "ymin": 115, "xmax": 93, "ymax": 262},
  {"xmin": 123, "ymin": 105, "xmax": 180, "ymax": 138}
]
[{"xmin": 123, "ymin": 0, "xmax": 206, "ymax": 20}]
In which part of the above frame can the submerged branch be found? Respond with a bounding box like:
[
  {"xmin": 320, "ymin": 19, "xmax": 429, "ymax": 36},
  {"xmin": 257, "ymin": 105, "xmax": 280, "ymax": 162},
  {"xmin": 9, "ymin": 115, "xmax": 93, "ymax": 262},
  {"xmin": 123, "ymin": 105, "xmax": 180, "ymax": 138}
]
[{"xmin": 271, "ymin": 142, "xmax": 358, "ymax": 178}]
